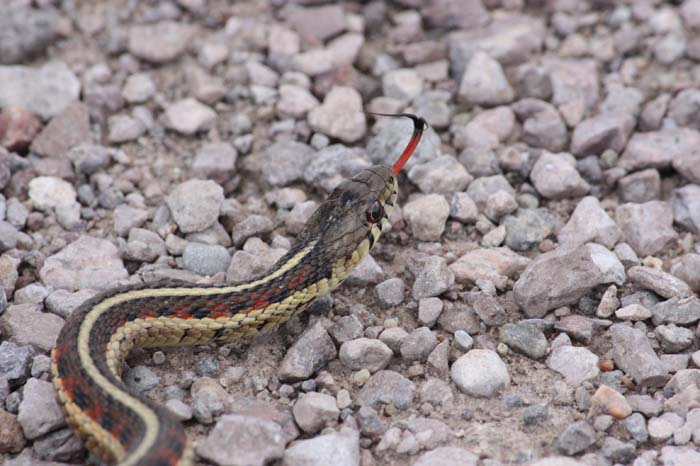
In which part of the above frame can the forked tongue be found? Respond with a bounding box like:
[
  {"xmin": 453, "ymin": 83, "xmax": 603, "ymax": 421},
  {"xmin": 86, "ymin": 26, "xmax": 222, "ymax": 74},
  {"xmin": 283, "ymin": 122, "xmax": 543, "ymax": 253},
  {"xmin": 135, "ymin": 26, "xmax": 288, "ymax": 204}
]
[{"xmin": 364, "ymin": 112, "xmax": 427, "ymax": 174}]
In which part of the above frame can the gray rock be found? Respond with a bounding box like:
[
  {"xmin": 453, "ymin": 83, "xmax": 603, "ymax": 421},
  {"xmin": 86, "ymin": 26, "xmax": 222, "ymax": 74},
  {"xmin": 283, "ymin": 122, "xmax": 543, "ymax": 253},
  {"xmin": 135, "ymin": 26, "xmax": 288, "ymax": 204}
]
[
  {"xmin": 308, "ymin": 87, "xmax": 365, "ymax": 143},
  {"xmin": 0, "ymin": 304, "xmax": 63, "ymax": 352},
  {"xmin": 403, "ymin": 194, "xmax": 450, "ymax": 242},
  {"xmin": 226, "ymin": 241, "xmax": 286, "ymax": 284},
  {"xmin": 413, "ymin": 446, "xmax": 479, "ymax": 466},
  {"xmin": 286, "ymin": 4, "xmax": 345, "ymax": 42},
  {"xmin": 423, "ymin": 0, "xmax": 489, "ymax": 30},
  {"xmin": 420, "ymin": 378, "xmax": 454, "ymax": 407},
  {"xmin": 196, "ymin": 414, "xmax": 285, "ymax": 466},
  {"xmin": 400, "ymin": 327, "xmax": 438, "ymax": 362},
  {"xmin": 346, "ymin": 255, "xmax": 384, "ymax": 287},
  {"xmin": 623, "ymin": 412, "xmax": 648, "ymax": 443},
  {"xmin": 673, "ymin": 152, "xmax": 700, "ymax": 184},
  {"xmin": 284, "ymin": 201, "xmax": 318, "ymax": 235},
  {"xmin": 303, "ymin": 145, "xmax": 371, "ymax": 193},
  {"xmin": 458, "ymin": 148, "xmax": 501, "ymax": 178},
  {"xmin": 570, "ymin": 112, "xmax": 635, "ymax": 157},
  {"xmin": 378, "ymin": 327, "xmax": 409, "ymax": 354},
  {"xmin": 0, "ymin": 62, "xmax": 80, "ymax": 120},
  {"xmin": 601, "ymin": 437, "xmax": 635, "ymax": 463},
  {"xmin": 163, "ymin": 98, "xmax": 217, "ymax": 135},
  {"xmin": 610, "ymin": 323, "xmax": 668, "ymax": 388},
  {"xmin": 619, "ymin": 128, "xmax": 700, "ymax": 171},
  {"xmin": 30, "ymin": 101, "xmax": 90, "ymax": 158},
  {"xmin": 192, "ymin": 143, "xmax": 238, "ymax": 183},
  {"xmin": 544, "ymin": 58, "xmax": 599, "ymax": 126},
  {"xmin": 615, "ymin": 304, "xmax": 652, "ymax": 321},
  {"xmin": 292, "ymin": 392, "xmax": 339, "ymax": 434},
  {"xmin": 122, "ymin": 72, "xmax": 156, "ymax": 103},
  {"xmin": 523, "ymin": 404, "xmax": 549, "ymax": 426},
  {"xmin": 182, "ymin": 243, "xmax": 231, "ymax": 276},
  {"xmin": 0, "ymin": 221, "xmax": 18, "ymax": 251},
  {"xmin": 339, "ymin": 338, "xmax": 393, "ymax": 373},
  {"xmin": 0, "ymin": 341, "xmax": 33, "ymax": 388},
  {"xmin": 382, "ymin": 68, "xmax": 423, "ymax": 102},
  {"xmin": 32, "ymin": 427, "xmax": 84, "ymax": 462},
  {"xmin": 615, "ymin": 201, "xmax": 678, "ymax": 257},
  {"xmin": 232, "ymin": 215, "xmax": 274, "ymax": 247},
  {"xmin": 671, "ymin": 254, "xmax": 700, "ymax": 292},
  {"xmin": 13, "ymin": 283, "xmax": 48, "ymax": 305},
  {"xmin": 412, "ymin": 255, "xmax": 454, "ymax": 299},
  {"xmin": 618, "ymin": 169, "xmax": 661, "ymax": 203},
  {"xmin": 123, "ymin": 365, "xmax": 159, "ymax": 394},
  {"xmin": 450, "ymin": 349, "xmax": 510, "ymax": 398},
  {"xmin": 653, "ymin": 297, "xmax": 700, "ymax": 326},
  {"xmin": 113, "ymin": 205, "xmax": 149, "ymax": 237},
  {"xmin": 499, "ymin": 323, "xmax": 548, "ymax": 359},
  {"xmin": 671, "ymin": 184, "xmax": 700, "ymax": 234},
  {"xmin": 374, "ymin": 278, "xmax": 405, "ymax": 308},
  {"xmin": 283, "ymin": 429, "xmax": 359, "ymax": 466},
  {"xmin": 513, "ymin": 243, "xmax": 625, "ymax": 317},
  {"xmin": 128, "ymin": 21, "xmax": 194, "ymax": 63},
  {"xmin": 0, "ymin": 4, "xmax": 58, "ymax": 64},
  {"xmin": 557, "ymin": 421, "xmax": 596, "ymax": 455},
  {"xmin": 28, "ymin": 176, "xmax": 77, "ymax": 211},
  {"xmin": 408, "ymin": 155, "xmax": 473, "ymax": 194},
  {"xmin": 649, "ymin": 412, "xmax": 684, "ymax": 443},
  {"xmin": 547, "ymin": 344, "xmax": 599, "ymax": 386},
  {"xmin": 659, "ymin": 446, "xmax": 700, "ymax": 466},
  {"xmin": 655, "ymin": 324, "xmax": 694, "ymax": 353},
  {"xmin": 449, "ymin": 193, "xmax": 479, "ymax": 223},
  {"xmin": 502, "ymin": 208, "xmax": 555, "ymax": 251},
  {"xmin": 418, "ymin": 298, "xmax": 443, "ymax": 327},
  {"xmin": 262, "ymin": 141, "xmax": 314, "ymax": 186},
  {"xmin": 107, "ymin": 114, "xmax": 145, "ymax": 143},
  {"xmin": 357, "ymin": 370, "xmax": 415, "ymax": 410},
  {"xmin": 17, "ymin": 378, "xmax": 65, "ymax": 439},
  {"xmin": 513, "ymin": 98, "xmax": 568, "ymax": 152},
  {"xmin": 166, "ymin": 179, "xmax": 224, "ymax": 234},
  {"xmin": 458, "ymin": 51, "xmax": 514, "ymax": 106},
  {"xmin": 454, "ymin": 330, "xmax": 474, "ymax": 352},
  {"xmin": 669, "ymin": 89, "xmax": 700, "ymax": 129},
  {"xmin": 277, "ymin": 84, "xmax": 319, "ymax": 118},
  {"xmin": 613, "ymin": 242, "xmax": 640, "ymax": 268},
  {"xmin": 628, "ymin": 266, "xmax": 692, "ymax": 299},
  {"xmin": 558, "ymin": 197, "xmax": 621, "ymax": 248},
  {"xmin": 456, "ymin": 106, "xmax": 515, "ymax": 151},
  {"xmin": 329, "ymin": 315, "xmax": 363, "ymax": 345},
  {"xmin": 449, "ymin": 247, "xmax": 530, "ymax": 291},
  {"xmin": 124, "ymin": 228, "xmax": 166, "ymax": 262},
  {"xmin": 279, "ymin": 321, "xmax": 337, "ymax": 382},
  {"xmin": 530, "ymin": 152, "xmax": 590, "ymax": 199}
]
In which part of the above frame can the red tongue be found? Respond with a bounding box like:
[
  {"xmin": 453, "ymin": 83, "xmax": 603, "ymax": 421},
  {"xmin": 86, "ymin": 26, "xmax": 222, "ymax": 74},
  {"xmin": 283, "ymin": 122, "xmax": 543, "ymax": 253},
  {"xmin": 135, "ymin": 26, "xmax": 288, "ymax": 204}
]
[{"xmin": 364, "ymin": 112, "xmax": 426, "ymax": 174}]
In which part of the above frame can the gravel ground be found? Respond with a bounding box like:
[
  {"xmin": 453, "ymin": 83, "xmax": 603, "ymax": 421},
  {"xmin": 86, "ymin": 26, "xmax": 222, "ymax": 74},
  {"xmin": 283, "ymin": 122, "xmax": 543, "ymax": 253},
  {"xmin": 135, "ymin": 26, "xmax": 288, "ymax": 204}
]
[{"xmin": 1, "ymin": 0, "xmax": 700, "ymax": 465}]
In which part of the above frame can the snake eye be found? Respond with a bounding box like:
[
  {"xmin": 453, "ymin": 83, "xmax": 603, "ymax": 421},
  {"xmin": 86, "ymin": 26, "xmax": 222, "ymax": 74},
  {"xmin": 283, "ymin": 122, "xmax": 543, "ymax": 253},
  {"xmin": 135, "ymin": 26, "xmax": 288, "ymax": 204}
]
[{"xmin": 366, "ymin": 201, "xmax": 384, "ymax": 224}]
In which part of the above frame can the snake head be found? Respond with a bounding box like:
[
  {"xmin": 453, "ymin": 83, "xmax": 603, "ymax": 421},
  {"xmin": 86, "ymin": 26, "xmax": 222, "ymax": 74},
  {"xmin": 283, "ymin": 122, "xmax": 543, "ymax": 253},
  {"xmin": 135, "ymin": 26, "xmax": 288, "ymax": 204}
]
[{"xmin": 297, "ymin": 165, "xmax": 397, "ymax": 270}]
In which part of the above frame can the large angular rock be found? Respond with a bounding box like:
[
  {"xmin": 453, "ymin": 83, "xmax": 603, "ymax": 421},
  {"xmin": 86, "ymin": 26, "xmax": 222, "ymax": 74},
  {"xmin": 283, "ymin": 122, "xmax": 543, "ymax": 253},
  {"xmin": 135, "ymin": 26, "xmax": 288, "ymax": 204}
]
[
  {"xmin": 619, "ymin": 128, "xmax": 700, "ymax": 171},
  {"xmin": 627, "ymin": 266, "xmax": 693, "ymax": 299},
  {"xmin": 17, "ymin": 378, "xmax": 65, "ymax": 439},
  {"xmin": 0, "ymin": 304, "xmax": 63, "ymax": 352},
  {"xmin": 615, "ymin": 201, "xmax": 678, "ymax": 257},
  {"xmin": 610, "ymin": 324, "xmax": 669, "ymax": 388},
  {"xmin": 513, "ymin": 243, "xmax": 625, "ymax": 317},
  {"xmin": 279, "ymin": 321, "xmax": 337, "ymax": 382},
  {"xmin": 652, "ymin": 297, "xmax": 700, "ymax": 326},
  {"xmin": 357, "ymin": 370, "xmax": 415, "ymax": 410},
  {"xmin": 558, "ymin": 197, "xmax": 621, "ymax": 248}
]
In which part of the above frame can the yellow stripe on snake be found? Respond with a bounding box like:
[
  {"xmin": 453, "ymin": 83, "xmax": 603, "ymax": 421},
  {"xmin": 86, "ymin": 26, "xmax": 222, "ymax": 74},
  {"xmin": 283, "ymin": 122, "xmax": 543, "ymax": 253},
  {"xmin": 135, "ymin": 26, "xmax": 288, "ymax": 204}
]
[{"xmin": 50, "ymin": 113, "xmax": 426, "ymax": 465}]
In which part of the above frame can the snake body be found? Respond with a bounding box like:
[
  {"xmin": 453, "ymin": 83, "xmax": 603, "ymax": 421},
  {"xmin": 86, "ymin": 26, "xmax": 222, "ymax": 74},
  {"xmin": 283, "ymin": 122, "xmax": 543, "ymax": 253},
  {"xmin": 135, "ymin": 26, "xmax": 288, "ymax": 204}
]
[{"xmin": 50, "ymin": 113, "xmax": 426, "ymax": 466}]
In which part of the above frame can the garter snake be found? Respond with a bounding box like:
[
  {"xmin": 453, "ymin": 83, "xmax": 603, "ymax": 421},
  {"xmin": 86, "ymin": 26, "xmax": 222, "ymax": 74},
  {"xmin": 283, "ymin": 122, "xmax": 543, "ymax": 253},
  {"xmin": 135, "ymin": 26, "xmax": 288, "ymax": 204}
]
[{"xmin": 50, "ymin": 113, "xmax": 426, "ymax": 466}]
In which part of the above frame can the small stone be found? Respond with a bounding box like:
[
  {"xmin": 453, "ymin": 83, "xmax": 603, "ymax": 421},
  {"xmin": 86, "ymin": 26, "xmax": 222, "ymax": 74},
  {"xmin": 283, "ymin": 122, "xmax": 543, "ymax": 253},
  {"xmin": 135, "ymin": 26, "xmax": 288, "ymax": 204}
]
[
  {"xmin": 123, "ymin": 365, "xmax": 159, "ymax": 394},
  {"xmin": 418, "ymin": 298, "xmax": 443, "ymax": 327},
  {"xmin": 557, "ymin": 421, "xmax": 596, "ymax": 455},
  {"xmin": 232, "ymin": 215, "xmax": 274, "ymax": 247},
  {"xmin": 378, "ymin": 327, "xmax": 409, "ymax": 354},
  {"xmin": 164, "ymin": 98, "xmax": 217, "ymax": 135},
  {"xmin": 458, "ymin": 51, "xmax": 514, "ymax": 106},
  {"xmin": 0, "ymin": 304, "xmax": 63, "ymax": 352},
  {"xmin": 655, "ymin": 324, "xmax": 694, "ymax": 353},
  {"xmin": 262, "ymin": 141, "xmax": 314, "ymax": 186},
  {"xmin": 512, "ymin": 99, "xmax": 567, "ymax": 152},
  {"xmin": 619, "ymin": 128, "xmax": 700, "ymax": 171},
  {"xmin": 671, "ymin": 184, "xmax": 700, "ymax": 234},
  {"xmin": 610, "ymin": 323, "xmax": 668, "ymax": 388},
  {"xmin": 570, "ymin": 112, "xmax": 635, "ymax": 157},
  {"xmin": 530, "ymin": 152, "xmax": 590, "ymax": 200},
  {"xmin": 339, "ymin": 338, "xmax": 393, "ymax": 373},
  {"xmin": 0, "ymin": 341, "xmax": 33, "ymax": 388},
  {"xmin": 499, "ymin": 322, "xmax": 548, "ymax": 359},
  {"xmin": 113, "ymin": 205, "xmax": 149, "ymax": 237},
  {"xmin": 403, "ymin": 194, "xmax": 450, "ymax": 242},
  {"xmin": 412, "ymin": 256, "xmax": 455, "ymax": 299},
  {"xmin": 652, "ymin": 297, "xmax": 700, "ymax": 326},
  {"xmin": 502, "ymin": 208, "xmax": 556, "ymax": 251},
  {"xmin": 408, "ymin": 155, "xmax": 473, "ymax": 195},
  {"xmin": 307, "ymin": 86, "xmax": 365, "ymax": 144},
  {"xmin": 0, "ymin": 409, "xmax": 25, "ymax": 453},
  {"xmin": 122, "ymin": 73, "xmax": 156, "ymax": 103},
  {"xmin": 558, "ymin": 197, "xmax": 621, "ymax": 248},
  {"xmin": 382, "ymin": 68, "xmax": 423, "ymax": 102},
  {"xmin": 623, "ymin": 412, "xmax": 648, "ymax": 443},
  {"xmin": 0, "ymin": 107, "xmax": 42, "ymax": 153},
  {"xmin": 615, "ymin": 304, "xmax": 652, "ymax": 321},
  {"xmin": 197, "ymin": 414, "xmax": 285, "ymax": 466},
  {"xmin": 28, "ymin": 176, "xmax": 76, "ymax": 211},
  {"xmin": 618, "ymin": 169, "xmax": 661, "ymax": 203},
  {"xmin": 282, "ymin": 429, "xmax": 359, "ymax": 466},
  {"xmin": 547, "ymin": 344, "xmax": 600, "ymax": 386},
  {"xmin": 450, "ymin": 349, "xmax": 510, "ymax": 398},
  {"xmin": 279, "ymin": 321, "xmax": 337, "ymax": 382},
  {"xmin": 329, "ymin": 315, "xmax": 363, "ymax": 345},
  {"xmin": 277, "ymin": 84, "xmax": 319, "ymax": 118},
  {"xmin": 648, "ymin": 412, "xmax": 684, "ymax": 443},
  {"xmin": 449, "ymin": 193, "xmax": 478, "ymax": 223},
  {"xmin": 357, "ymin": 370, "xmax": 415, "ymax": 410},
  {"xmin": 292, "ymin": 392, "xmax": 340, "ymax": 434},
  {"xmin": 400, "ymin": 327, "xmax": 437, "ymax": 363},
  {"xmin": 107, "ymin": 114, "xmax": 145, "ymax": 143},
  {"xmin": 128, "ymin": 21, "xmax": 194, "ymax": 63},
  {"xmin": 17, "ymin": 378, "xmax": 65, "ymax": 439},
  {"xmin": 124, "ymin": 228, "xmax": 166, "ymax": 262},
  {"xmin": 628, "ymin": 266, "xmax": 693, "ymax": 299},
  {"xmin": 166, "ymin": 179, "xmax": 224, "ymax": 234},
  {"xmin": 589, "ymin": 385, "xmax": 632, "ymax": 419},
  {"xmin": 182, "ymin": 243, "xmax": 231, "ymax": 276},
  {"xmin": 523, "ymin": 404, "xmax": 549, "ymax": 426},
  {"xmin": 374, "ymin": 278, "xmax": 405, "ymax": 308},
  {"xmin": 192, "ymin": 143, "xmax": 238, "ymax": 183}
]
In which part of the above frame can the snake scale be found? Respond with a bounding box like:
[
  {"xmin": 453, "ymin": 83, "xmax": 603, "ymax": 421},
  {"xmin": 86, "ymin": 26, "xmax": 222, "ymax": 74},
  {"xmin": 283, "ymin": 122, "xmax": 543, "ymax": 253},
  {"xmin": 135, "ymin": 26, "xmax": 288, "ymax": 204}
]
[{"xmin": 50, "ymin": 112, "xmax": 426, "ymax": 466}]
